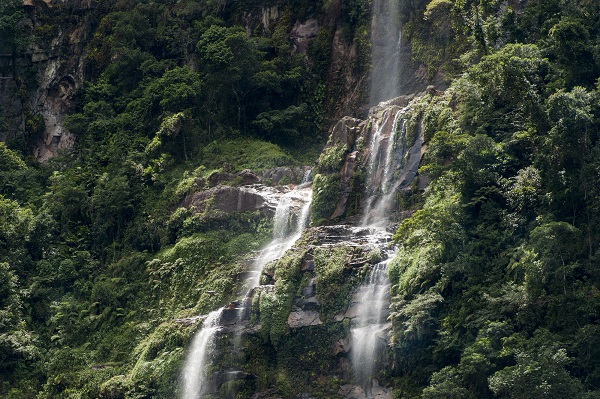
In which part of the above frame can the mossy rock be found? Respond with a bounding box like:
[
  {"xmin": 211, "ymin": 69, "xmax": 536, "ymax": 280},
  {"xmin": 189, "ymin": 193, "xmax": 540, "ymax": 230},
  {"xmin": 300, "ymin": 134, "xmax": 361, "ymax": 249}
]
[
  {"xmin": 314, "ymin": 245, "xmax": 360, "ymax": 321},
  {"xmin": 316, "ymin": 142, "xmax": 349, "ymax": 174},
  {"xmin": 310, "ymin": 173, "xmax": 342, "ymax": 225},
  {"xmin": 256, "ymin": 250, "xmax": 306, "ymax": 346}
]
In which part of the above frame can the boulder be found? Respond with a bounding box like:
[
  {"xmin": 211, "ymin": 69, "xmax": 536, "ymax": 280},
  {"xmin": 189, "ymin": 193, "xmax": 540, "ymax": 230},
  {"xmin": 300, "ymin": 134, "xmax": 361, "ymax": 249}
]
[
  {"xmin": 296, "ymin": 296, "xmax": 319, "ymax": 311},
  {"xmin": 331, "ymin": 338, "xmax": 351, "ymax": 356},
  {"xmin": 208, "ymin": 171, "xmax": 237, "ymax": 187},
  {"xmin": 261, "ymin": 166, "xmax": 309, "ymax": 185},
  {"xmin": 329, "ymin": 117, "xmax": 364, "ymax": 148},
  {"xmin": 287, "ymin": 310, "xmax": 322, "ymax": 328},
  {"xmin": 301, "ymin": 278, "xmax": 316, "ymax": 296},
  {"xmin": 183, "ymin": 185, "xmax": 282, "ymax": 216}
]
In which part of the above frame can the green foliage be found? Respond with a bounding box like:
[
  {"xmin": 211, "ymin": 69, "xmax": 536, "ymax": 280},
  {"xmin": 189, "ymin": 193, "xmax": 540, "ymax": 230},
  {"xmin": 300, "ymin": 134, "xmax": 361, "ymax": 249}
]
[
  {"xmin": 0, "ymin": 143, "xmax": 43, "ymax": 203},
  {"xmin": 5, "ymin": 0, "xmax": 600, "ymax": 397},
  {"xmin": 0, "ymin": 142, "xmax": 25, "ymax": 171},
  {"xmin": 310, "ymin": 173, "xmax": 342, "ymax": 224},
  {"xmin": 313, "ymin": 245, "xmax": 357, "ymax": 321},
  {"xmin": 488, "ymin": 332, "xmax": 587, "ymax": 399},
  {"xmin": 384, "ymin": 6, "xmax": 600, "ymax": 393},
  {"xmin": 0, "ymin": 261, "xmax": 37, "ymax": 376},
  {"xmin": 149, "ymin": 231, "xmax": 255, "ymax": 315},
  {"xmin": 200, "ymin": 138, "xmax": 294, "ymax": 172},
  {"xmin": 257, "ymin": 250, "xmax": 305, "ymax": 346},
  {"xmin": 454, "ymin": 43, "xmax": 548, "ymax": 140},
  {"xmin": 316, "ymin": 142, "xmax": 348, "ymax": 174},
  {"xmin": 0, "ymin": 0, "xmax": 28, "ymax": 52}
]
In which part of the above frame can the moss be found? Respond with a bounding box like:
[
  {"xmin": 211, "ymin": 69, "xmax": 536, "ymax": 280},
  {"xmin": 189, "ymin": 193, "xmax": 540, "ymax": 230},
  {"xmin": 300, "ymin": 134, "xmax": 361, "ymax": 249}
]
[
  {"xmin": 278, "ymin": 175, "xmax": 292, "ymax": 186},
  {"xmin": 310, "ymin": 173, "xmax": 342, "ymax": 224},
  {"xmin": 368, "ymin": 247, "xmax": 383, "ymax": 264},
  {"xmin": 99, "ymin": 374, "xmax": 132, "ymax": 399},
  {"xmin": 273, "ymin": 323, "xmax": 350, "ymax": 398},
  {"xmin": 316, "ymin": 142, "xmax": 348, "ymax": 174},
  {"xmin": 128, "ymin": 322, "xmax": 190, "ymax": 398},
  {"xmin": 257, "ymin": 250, "xmax": 305, "ymax": 346},
  {"xmin": 342, "ymin": 166, "xmax": 365, "ymax": 218},
  {"xmin": 147, "ymin": 227, "xmax": 270, "ymax": 316},
  {"xmin": 165, "ymin": 207, "xmax": 192, "ymax": 243},
  {"xmin": 173, "ymin": 172, "xmax": 203, "ymax": 200},
  {"xmin": 314, "ymin": 245, "xmax": 358, "ymax": 321}
]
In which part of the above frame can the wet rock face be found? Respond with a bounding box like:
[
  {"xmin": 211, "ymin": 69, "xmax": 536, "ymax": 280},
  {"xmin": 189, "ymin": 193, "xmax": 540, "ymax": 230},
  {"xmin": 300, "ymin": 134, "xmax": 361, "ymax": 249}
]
[
  {"xmin": 290, "ymin": 19, "xmax": 318, "ymax": 54},
  {"xmin": 261, "ymin": 166, "xmax": 312, "ymax": 186},
  {"xmin": 183, "ymin": 185, "xmax": 282, "ymax": 217},
  {"xmin": 181, "ymin": 166, "xmax": 312, "ymax": 220},
  {"xmin": 312, "ymin": 94, "xmax": 426, "ymax": 224},
  {"xmin": 9, "ymin": 0, "xmax": 95, "ymax": 161},
  {"xmin": 287, "ymin": 310, "xmax": 322, "ymax": 328},
  {"xmin": 223, "ymin": 224, "xmax": 396, "ymax": 398}
]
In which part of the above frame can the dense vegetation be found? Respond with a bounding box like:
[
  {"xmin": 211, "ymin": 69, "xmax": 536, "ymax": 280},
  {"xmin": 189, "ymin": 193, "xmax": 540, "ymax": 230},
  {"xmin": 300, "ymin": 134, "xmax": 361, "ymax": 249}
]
[
  {"xmin": 387, "ymin": 1, "xmax": 600, "ymax": 398},
  {"xmin": 1, "ymin": 0, "xmax": 600, "ymax": 398},
  {"xmin": 0, "ymin": 0, "xmax": 367, "ymax": 396}
]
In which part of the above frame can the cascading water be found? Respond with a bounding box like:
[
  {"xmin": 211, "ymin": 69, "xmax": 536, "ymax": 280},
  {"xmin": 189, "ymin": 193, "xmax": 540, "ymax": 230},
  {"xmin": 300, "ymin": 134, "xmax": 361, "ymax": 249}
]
[
  {"xmin": 243, "ymin": 186, "xmax": 312, "ymax": 292},
  {"xmin": 180, "ymin": 183, "xmax": 313, "ymax": 398},
  {"xmin": 351, "ymin": 258, "xmax": 392, "ymax": 397},
  {"xmin": 370, "ymin": 0, "xmax": 402, "ymax": 105},
  {"xmin": 181, "ymin": 309, "xmax": 223, "ymax": 399},
  {"xmin": 351, "ymin": 3, "xmax": 405, "ymax": 388},
  {"xmin": 361, "ymin": 108, "xmax": 405, "ymax": 228}
]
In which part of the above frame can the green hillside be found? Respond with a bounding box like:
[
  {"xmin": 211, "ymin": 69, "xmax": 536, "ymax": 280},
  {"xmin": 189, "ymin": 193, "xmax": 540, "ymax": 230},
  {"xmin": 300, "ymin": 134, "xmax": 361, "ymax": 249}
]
[{"xmin": 1, "ymin": 0, "xmax": 600, "ymax": 398}]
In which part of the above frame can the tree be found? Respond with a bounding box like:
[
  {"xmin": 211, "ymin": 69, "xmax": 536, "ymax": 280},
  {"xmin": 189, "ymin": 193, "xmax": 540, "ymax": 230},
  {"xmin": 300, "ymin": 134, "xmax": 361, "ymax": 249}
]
[
  {"xmin": 548, "ymin": 18, "xmax": 598, "ymax": 88},
  {"xmin": 455, "ymin": 44, "xmax": 549, "ymax": 141},
  {"xmin": 0, "ymin": 0, "xmax": 27, "ymax": 77},
  {"xmin": 90, "ymin": 173, "xmax": 137, "ymax": 255},
  {"xmin": 489, "ymin": 347, "xmax": 585, "ymax": 399}
]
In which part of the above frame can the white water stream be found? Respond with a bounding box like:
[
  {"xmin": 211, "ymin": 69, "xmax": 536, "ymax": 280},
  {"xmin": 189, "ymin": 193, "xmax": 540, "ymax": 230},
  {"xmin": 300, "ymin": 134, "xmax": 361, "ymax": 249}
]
[
  {"xmin": 351, "ymin": 258, "xmax": 392, "ymax": 397},
  {"xmin": 370, "ymin": 0, "xmax": 402, "ymax": 105},
  {"xmin": 181, "ymin": 309, "xmax": 223, "ymax": 399},
  {"xmin": 361, "ymin": 108, "xmax": 405, "ymax": 228},
  {"xmin": 244, "ymin": 186, "xmax": 312, "ymax": 292},
  {"xmin": 180, "ymin": 183, "xmax": 312, "ymax": 398}
]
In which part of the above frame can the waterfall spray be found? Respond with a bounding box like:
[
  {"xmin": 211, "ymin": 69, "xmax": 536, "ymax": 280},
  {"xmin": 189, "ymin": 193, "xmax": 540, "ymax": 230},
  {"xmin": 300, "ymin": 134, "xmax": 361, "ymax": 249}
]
[
  {"xmin": 351, "ymin": 255, "xmax": 393, "ymax": 397},
  {"xmin": 370, "ymin": 0, "xmax": 402, "ymax": 105},
  {"xmin": 181, "ymin": 309, "xmax": 223, "ymax": 399},
  {"xmin": 180, "ymin": 185, "xmax": 312, "ymax": 398},
  {"xmin": 243, "ymin": 187, "xmax": 312, "ymax": 293},
  {"xmin": 361, "ymin": 109, "xmax": 405, "ymax": 228}
]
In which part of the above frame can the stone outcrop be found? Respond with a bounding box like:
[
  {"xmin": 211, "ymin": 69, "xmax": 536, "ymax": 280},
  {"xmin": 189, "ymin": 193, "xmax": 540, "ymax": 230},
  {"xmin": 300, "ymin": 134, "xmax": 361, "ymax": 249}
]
[
  {"xmin": 312, "ymin": 94, "xmax": 427, "ymax": 224},
  {"xmin": 0, "ymin": 0, "xmax": 96, "ymax": 161},
  {"xmin": 290, "ymin": 19, "xmax": 319, "ymax": 54},
  {"xmin": 180, "ymin": 166, "xmax": 313, "ymax": 219},
  {"xmin": 261, "ymin": 166, "xmax": 312, "ymax": 186},
  {"xmin": 287, "ymin": 310, "xmax": 322, "ymax": 328},
  {"xmin": 183, "ymin": 185, "xmax": 282, "ymax": 216}
]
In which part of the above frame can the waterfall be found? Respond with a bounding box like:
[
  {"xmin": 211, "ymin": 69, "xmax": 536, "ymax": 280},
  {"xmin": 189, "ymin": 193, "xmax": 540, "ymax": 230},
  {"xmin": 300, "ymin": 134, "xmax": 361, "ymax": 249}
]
[
  {"xmin": 350, "ymin": 256, "xmax": 392, "ymax": 397},
  {"xmin": 244, "ymin": 186, "xmax": 312, "ymax": 291},
  {"xmin": 363, "ymin": 0, "xmax": 405, "ymax": 228},
  {"xmin": 181, "ymin": 309, "xmax": 223, "ymax": 399},
  {"xmin": 361, "ymin": 108, "xmax": 405, "ymax": 228},
  {"xmin": 180, "ymin": 185, "xmax": 312, "ymax": 398},
  {"xmin": 370, "ymin": 0, "xmax": 402, "ymax": 105},
  {"xmin": 302, "ymin": 167, "xmax": 314, "ymax": 184}
]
